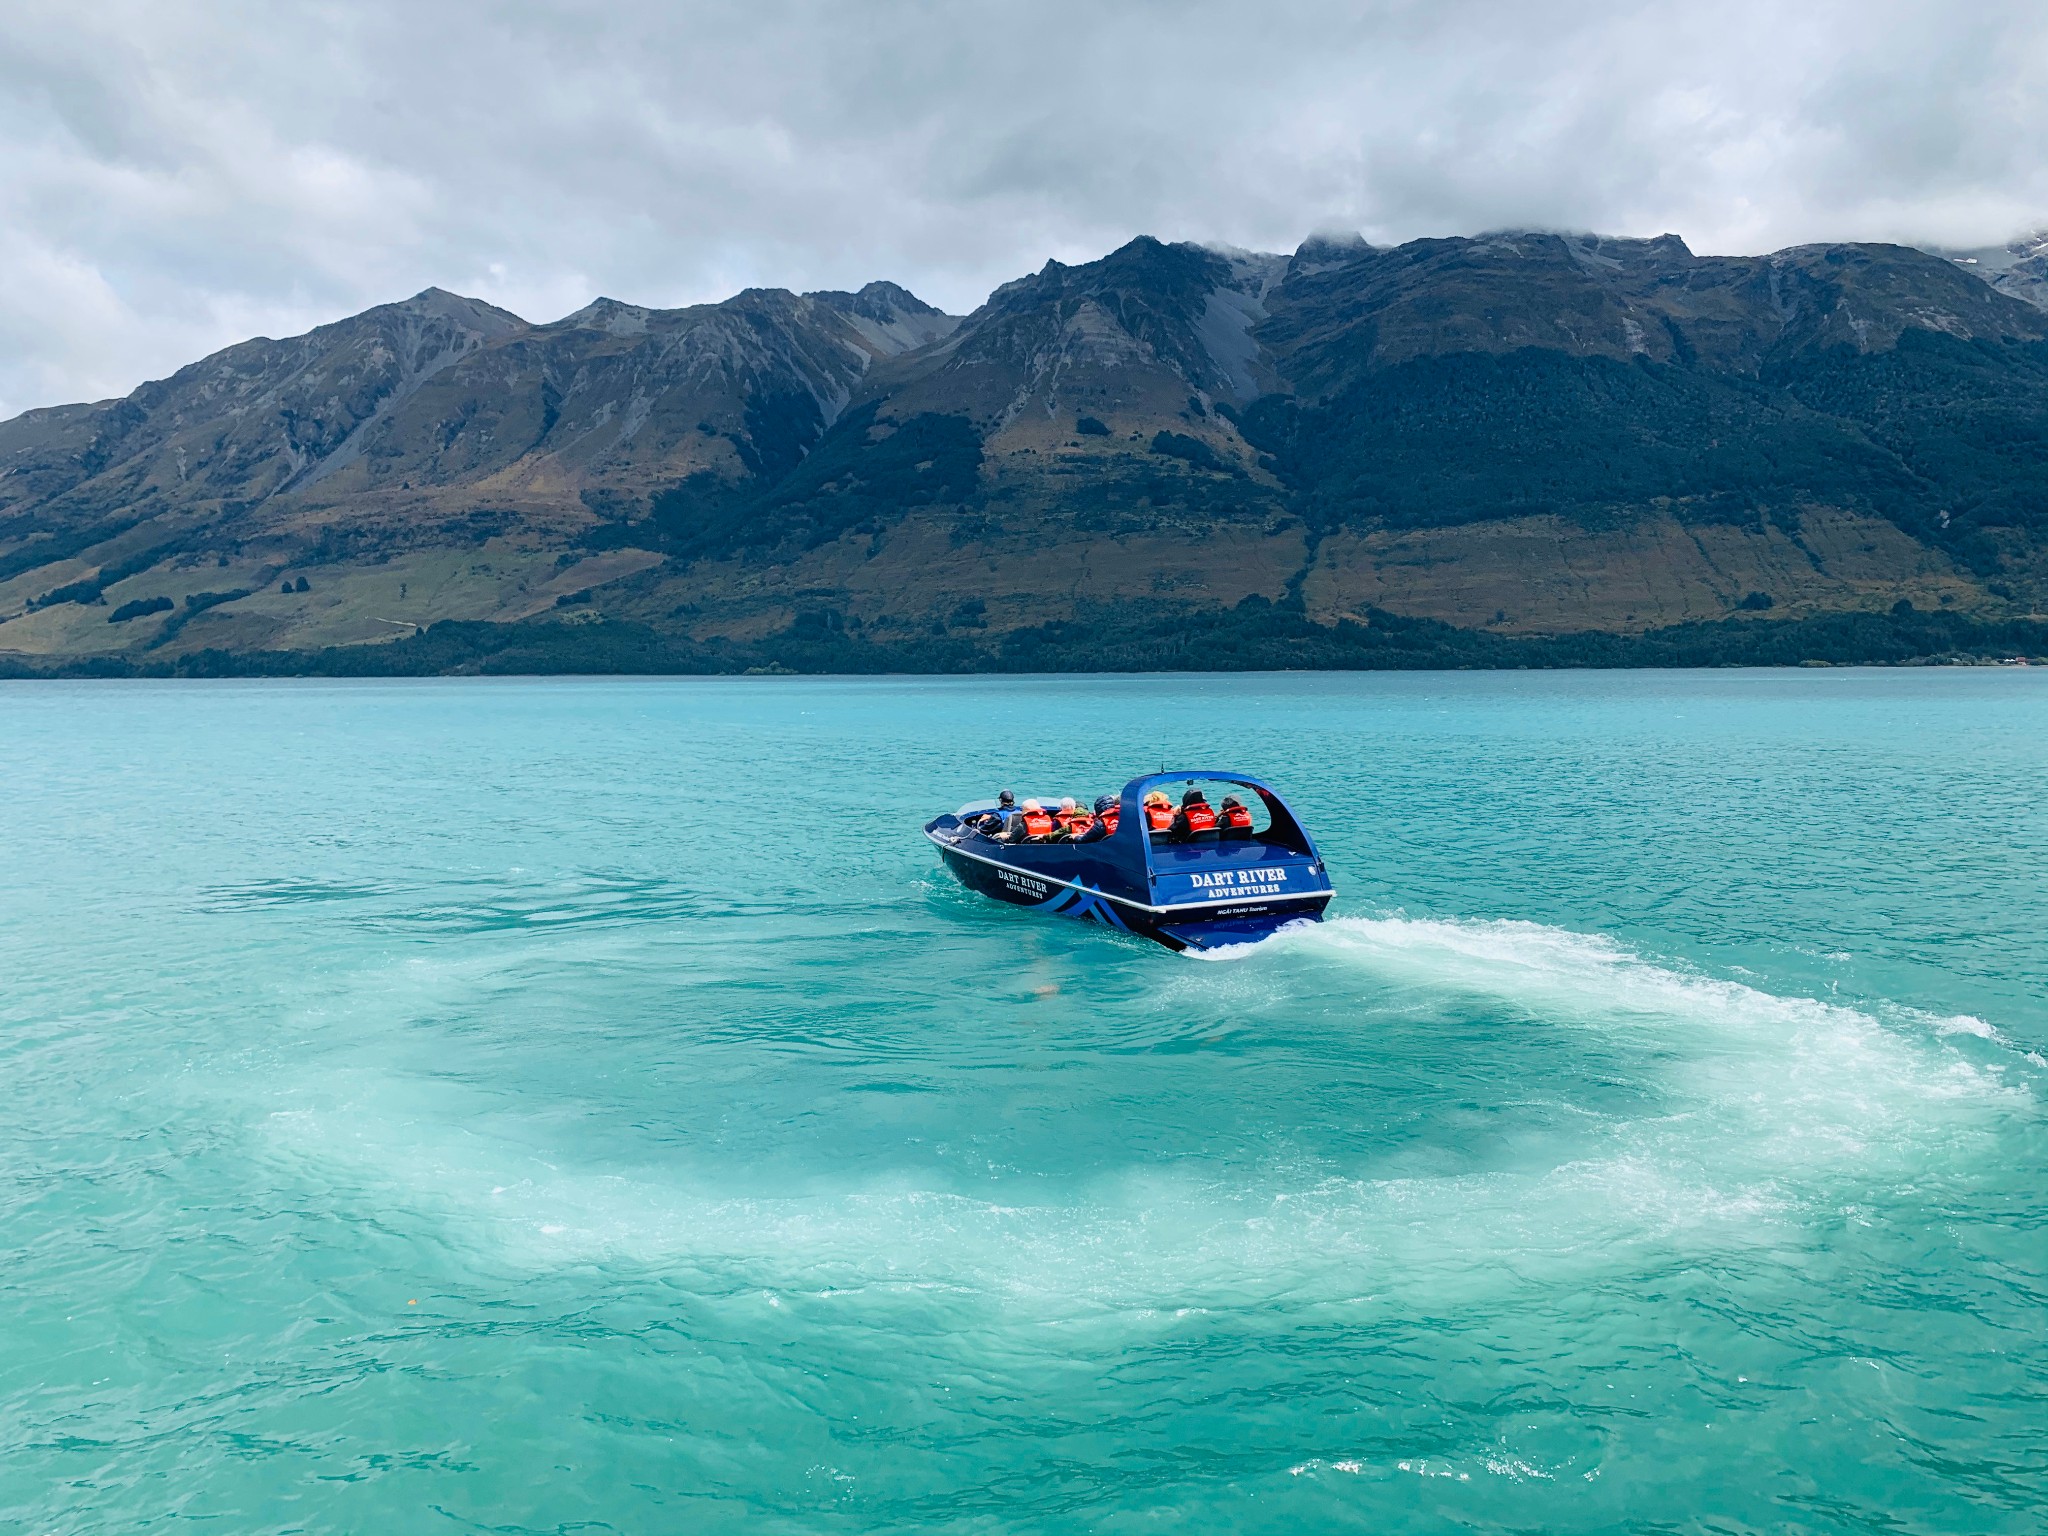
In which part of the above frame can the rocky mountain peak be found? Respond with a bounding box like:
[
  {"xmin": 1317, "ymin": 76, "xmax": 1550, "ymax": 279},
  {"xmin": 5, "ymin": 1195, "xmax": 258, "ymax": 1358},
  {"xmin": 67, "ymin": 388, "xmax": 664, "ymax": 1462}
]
[
  {"xmin": 556, "ymin": 296, "xmax": 653, "ymax": 335},
  {"xmin": 1989, "ymin": 230, "xmax": 2048, "ymax": 311},
  {"xmin": 807, "ymin": 280, "xmax": 945, "ymax": 317},
  {"xmin": 804, "ymin": 281, "xmax": 959, "ymax": 355},
  {"xmin": 1288, "ymin": 231, "xmax": 1374, "ymax": 277},
  {"xmin": 335, "ymin": 288, "xmax": 527, "ymax": 344}
]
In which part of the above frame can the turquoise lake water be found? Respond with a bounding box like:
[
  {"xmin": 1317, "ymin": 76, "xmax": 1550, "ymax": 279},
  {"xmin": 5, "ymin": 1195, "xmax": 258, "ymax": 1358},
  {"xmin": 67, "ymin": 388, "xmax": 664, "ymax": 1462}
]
[{"xmin": 2, "ymin": 671, "xmax": 2044, "ymax": 1533}]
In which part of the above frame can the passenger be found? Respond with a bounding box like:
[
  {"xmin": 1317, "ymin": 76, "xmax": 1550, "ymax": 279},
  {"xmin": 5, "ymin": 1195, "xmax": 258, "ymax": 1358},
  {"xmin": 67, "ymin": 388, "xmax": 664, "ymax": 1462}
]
[
  {"xmin": 1052, "ymin": 797, "xmax": 1093, "ymax": 841},
  {"xmin": 1142, "ymin": 790, "xmax": 1175, "ymax": 834},
  {"xmin": 1218, "ymin": 795, "xmax": 1255, "ymax": 839},
  {"xmin": 1001, "ymin": 798, "xmax": 1057, "ymax": 843},
  {"xmin": 1075, "ymin": 794, "xmax": 1120, "ymax": 842},
  {"xmin": 966, "ymin": 789, "xmax": 1016, "ymax": 836},
  {"xmin": 1169, "ymin": 788, "xmax": 1219, "ymax": 842}
]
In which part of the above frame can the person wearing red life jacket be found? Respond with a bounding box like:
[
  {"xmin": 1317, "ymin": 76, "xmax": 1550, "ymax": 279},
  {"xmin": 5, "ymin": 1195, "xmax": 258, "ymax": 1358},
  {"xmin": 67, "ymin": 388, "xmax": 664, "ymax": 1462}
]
[
  {"xmin": 1170, "ymin": 788, "xmax": 1219, "ymax": 842},
  {"xmin": 1052, "ymin": 797, "xmax": 1089, "ymax": 838},
  {"xmin": 1075, "ymin": 794, "xmax": 1120, "ymax": 843},
  {"xmin": 1142, "ymin": 791, "xmax": 1175, "ymax": 834},
  {"xmin": 1217, "ymin": 795, "xmax": 1255, "ymax": 839},
  {"xmin": 1000, "ymin": 799, "xmax": 1057, "ymax": 842}
]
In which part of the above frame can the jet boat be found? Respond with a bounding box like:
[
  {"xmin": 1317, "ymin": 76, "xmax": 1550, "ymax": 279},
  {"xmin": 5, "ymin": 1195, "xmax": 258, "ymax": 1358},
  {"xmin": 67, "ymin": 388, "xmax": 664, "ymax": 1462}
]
[{"xmin": 923, "ymin": 771, "xmax": 1334, "ymax": 953}]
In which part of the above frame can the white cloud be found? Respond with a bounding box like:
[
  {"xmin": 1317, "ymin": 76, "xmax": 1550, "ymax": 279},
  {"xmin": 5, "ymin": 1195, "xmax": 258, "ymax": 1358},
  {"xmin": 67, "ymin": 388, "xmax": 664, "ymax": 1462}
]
[{"xmin": 1, "ymin": 0, "xmax": 2044, "ymax": 413}]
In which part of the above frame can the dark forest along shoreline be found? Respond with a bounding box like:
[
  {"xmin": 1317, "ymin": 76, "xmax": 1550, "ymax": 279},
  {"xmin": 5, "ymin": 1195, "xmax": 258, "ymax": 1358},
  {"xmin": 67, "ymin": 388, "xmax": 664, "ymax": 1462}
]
[{"xmin": 7, "ymin": 598, "xmax": 2048, "ymax": 679}]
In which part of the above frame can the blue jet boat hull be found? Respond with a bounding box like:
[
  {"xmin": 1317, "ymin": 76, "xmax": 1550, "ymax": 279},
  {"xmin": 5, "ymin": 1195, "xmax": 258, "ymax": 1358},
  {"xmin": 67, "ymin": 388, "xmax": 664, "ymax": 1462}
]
[{"xmin": 931, "ymin": 838, "xmax": 1330, "ymax": 952}]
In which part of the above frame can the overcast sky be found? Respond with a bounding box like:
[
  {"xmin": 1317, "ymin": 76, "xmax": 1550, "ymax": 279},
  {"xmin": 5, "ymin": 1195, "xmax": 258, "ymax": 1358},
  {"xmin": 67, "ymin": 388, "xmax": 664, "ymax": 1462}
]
[{"xmin": 3, "ymin": 0, "xmax": 2045, "ymax": 416}]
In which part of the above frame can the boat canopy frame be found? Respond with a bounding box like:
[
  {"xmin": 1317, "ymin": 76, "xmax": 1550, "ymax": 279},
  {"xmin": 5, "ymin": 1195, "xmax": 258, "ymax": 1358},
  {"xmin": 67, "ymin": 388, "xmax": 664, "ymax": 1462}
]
[{"xmin": 1110, "ymin": 769, "xmax": 1322, "ymax": 885}]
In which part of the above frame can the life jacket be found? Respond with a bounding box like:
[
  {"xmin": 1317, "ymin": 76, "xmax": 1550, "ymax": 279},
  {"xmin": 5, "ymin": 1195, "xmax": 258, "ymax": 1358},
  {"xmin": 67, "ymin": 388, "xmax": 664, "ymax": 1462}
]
[
  {"xmin": 1099, "ymin": 806, "xmax": 1119, "ymax": 835},
  {"xmin": 1182, "ymin": 801, "xmax": 1217, "ymax": 834},
  {"xmin": 1220, "ymin": 803, "xmax": 1253, "ymax": 830},
  {"xmin": 1021, "ymin": 808, "xmax": 1055, "ymax": 839},
  {"xmin": 1144, "ymin": 802, "xmax": 1174, "ymax": 831},
  {"xmin": 1064, "ymin": 814, "xmax": 1095, "ymax": 838}
]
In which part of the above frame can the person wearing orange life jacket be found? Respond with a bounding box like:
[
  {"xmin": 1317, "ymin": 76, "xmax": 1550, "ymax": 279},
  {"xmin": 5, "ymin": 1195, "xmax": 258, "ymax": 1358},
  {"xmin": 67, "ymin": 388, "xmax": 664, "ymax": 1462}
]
[
  {"xmin": 1000, "ymin": 799, "xmax": 1058, "ymax": 843},
  {"xmin": 1075, "ymin": 794, "xmax": 1120, "ymax": 843},
  {"xmin": 1217, "ymin": 795, "xmax": 1255, "ymax": 839},
  {"xmin": 1142, "ymin": 791, "xmax": 1175, "ymax": 834},
  {"xmin": 1051, "ymin": 798, "xmax": 1095, "ymax": 841},
  {"xmin": 1169, "ymin": 788, "xmax": 1219, "ymax": 842}
]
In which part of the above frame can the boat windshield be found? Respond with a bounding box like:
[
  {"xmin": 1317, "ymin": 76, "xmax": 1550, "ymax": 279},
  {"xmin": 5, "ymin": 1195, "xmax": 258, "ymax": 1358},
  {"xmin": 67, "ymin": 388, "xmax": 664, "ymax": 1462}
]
[
  {"xmin": 1145, "ymin": 776, "xmax": 1303, "ymax": 850},
  {"xmin": 946, "ymin": 776, "xmax": 1314, "ymax": 857}
]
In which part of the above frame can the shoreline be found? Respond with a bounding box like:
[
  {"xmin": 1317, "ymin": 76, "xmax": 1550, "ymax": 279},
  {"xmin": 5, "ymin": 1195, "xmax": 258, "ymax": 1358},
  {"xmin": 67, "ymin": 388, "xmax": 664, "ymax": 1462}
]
[{"xmin": 4, "ymin": 600, "xmax": 2046, "ymax": 679}]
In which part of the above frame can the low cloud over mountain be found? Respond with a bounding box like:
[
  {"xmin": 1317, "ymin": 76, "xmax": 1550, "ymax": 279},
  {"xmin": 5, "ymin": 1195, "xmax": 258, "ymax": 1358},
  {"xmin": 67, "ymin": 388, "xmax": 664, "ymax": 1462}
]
[{"xmin": 4, "ymin": 0, "xmax": 2047, "ymax": 421}]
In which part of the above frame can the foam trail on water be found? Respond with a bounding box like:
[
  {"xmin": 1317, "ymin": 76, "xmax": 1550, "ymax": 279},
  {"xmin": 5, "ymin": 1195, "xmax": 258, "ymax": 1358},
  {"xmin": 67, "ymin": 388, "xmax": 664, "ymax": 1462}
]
[
  {"xmin": 1193, "ymin": 913, "xmax": 2031, "ymax": 1182},
  {"xmin": 255, "ymin": 914, "xmax": 2028, "ymax": 1328},
  {"xmin": 265, "ymin": 1099, "xmax": 1792, "ymax": 1321},
  {"xmin": 234, "ymin": 894, "xmax": 2034, "ymax": 1342},
  {"xmin": 1281, "ymin": 912, "xmax": 2017, "ymax": 1059}
]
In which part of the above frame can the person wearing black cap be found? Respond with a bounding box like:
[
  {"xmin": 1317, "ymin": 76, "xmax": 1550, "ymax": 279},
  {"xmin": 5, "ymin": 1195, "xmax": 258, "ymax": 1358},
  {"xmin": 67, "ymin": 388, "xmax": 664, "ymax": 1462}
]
[
  {"xmin": 1217, "ymin": 794, "xmax": 1255, "ymax": 840},
  {"xmin": 964, "ymin": 789, "xmax": 1016, "ymax": 837},
  {"xmin": 1075, "ymin": 793, "xmax": 1121, "ymax": 843},
  {"xmin": 1169, "ymin": 787, "xmax": 1219, "ymax": 842}
]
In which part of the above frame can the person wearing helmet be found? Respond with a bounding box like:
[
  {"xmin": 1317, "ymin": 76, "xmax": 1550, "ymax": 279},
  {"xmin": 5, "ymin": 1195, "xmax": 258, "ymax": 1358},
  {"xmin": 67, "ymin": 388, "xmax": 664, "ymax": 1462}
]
[
  {"xmin": 1075, "ymin": 793, "xmax": 1121, "ymax": 843},
  {"xmin": 1169, "ymin": 787, "xmax": 1219, "ymax": 842}
]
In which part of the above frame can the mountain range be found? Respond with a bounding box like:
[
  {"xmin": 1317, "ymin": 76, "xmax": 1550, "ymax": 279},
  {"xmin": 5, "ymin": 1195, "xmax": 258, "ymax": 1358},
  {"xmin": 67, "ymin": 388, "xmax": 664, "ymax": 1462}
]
[{"xmin": 6, "ymin": 227, "xmax": 2048, "ymax": 673}]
